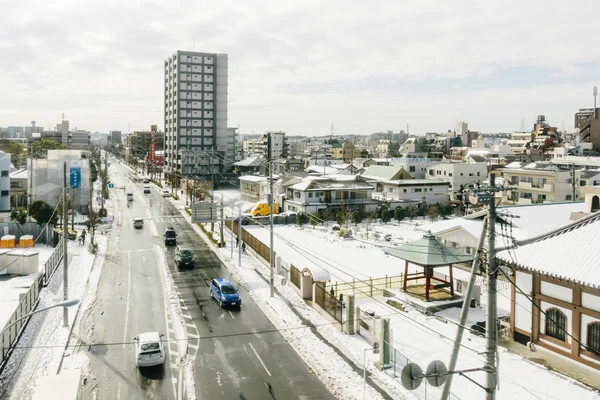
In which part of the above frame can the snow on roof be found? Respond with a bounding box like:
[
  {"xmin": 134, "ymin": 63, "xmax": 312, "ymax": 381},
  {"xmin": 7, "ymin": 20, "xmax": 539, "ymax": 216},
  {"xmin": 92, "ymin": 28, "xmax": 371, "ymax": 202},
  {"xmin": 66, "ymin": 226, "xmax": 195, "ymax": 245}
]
[
  {"xmin": 234, "ymin": 156, "xmax": 264, "ymax": 167},
  {"xmin": 383, "ymin": 232, "xmax": 473, "ymax": 266},
  {"xmin": 497, "ymin": 211, "xmax": 600, "ymax": 288},
  {"xmin": 238, "ymin": 175, "xmax": 266, "ymax": 183},
  {"xmin": 580, "ymin": 169, "xmax": 600, "ymax": 179},
  {"xmin": 288, "ymin": 176, "xmax": 372, "ymax": 191},
  {"xmin": 305, "ymin": 165, "xmax": 340, "ymax": 175},
  {"xmin": 360, "ymin": 165, "xmax": 405, "ymax": 181},
  {"xmin": 10, "ymin": 168, "xmax": 28, "ymax": 179}
]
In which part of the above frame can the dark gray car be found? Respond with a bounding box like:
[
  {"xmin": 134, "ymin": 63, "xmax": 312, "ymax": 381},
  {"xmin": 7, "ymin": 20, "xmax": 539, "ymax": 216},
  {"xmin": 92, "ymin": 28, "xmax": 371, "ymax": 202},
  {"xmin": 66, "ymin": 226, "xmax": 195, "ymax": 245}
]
[{"xmin": 175, "ymin": 247, "xmax": 194, "ymax": 267}]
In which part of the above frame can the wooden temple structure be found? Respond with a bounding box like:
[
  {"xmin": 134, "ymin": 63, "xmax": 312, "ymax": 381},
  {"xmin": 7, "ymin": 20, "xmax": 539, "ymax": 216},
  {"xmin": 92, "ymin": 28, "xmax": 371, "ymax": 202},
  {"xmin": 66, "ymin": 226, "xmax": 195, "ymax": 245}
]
[{"xmin": 383, "ymin": 231, "xmax": 474, "ymax": 301}]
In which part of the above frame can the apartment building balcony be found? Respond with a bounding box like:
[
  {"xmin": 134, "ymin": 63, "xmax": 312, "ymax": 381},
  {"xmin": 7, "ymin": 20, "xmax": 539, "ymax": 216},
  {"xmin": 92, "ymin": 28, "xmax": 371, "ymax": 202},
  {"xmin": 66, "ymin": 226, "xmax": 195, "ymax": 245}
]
[{"xmin": 518, "ymin": 181, "xmax": 554, "ymax": 192}]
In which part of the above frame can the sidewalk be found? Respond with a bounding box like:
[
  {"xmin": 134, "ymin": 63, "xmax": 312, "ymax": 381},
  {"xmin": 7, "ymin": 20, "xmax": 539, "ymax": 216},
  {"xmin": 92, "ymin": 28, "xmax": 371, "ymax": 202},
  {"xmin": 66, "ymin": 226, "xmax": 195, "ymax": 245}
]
[{"xmin": 0, "ymin": 183, "xmax": 112, "ymax": 399}]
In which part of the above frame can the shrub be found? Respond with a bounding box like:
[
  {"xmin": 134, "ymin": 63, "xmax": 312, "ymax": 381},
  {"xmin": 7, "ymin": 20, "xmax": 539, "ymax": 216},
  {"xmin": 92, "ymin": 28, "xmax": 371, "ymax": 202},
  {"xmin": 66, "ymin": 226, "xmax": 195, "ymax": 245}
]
[
  {"xmin": 394, "ymin": 207, "xmax": 405, "ymax": 221},
  {"xmin": 296, "ymin": 213, "xmax": 309, "ymax": 226},
  {"xmin": 381, "ymin": 209, "xmax": 391, "ymax": 224},
  {"xmin": 98, "ymin": 208, "xmax": 108, "ymax": 218},
  {"xmin": 172, "ymin": 194, "xmax": 179, "ymax": 200},
  {"xmin": 151, "ymin": 179, "xmax": 163, "ymax": 188}
]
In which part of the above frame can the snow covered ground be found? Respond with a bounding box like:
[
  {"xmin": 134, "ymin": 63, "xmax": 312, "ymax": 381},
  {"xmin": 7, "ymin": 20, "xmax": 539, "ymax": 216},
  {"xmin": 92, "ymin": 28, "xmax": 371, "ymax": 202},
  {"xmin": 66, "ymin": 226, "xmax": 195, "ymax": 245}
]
[
  {"xmin": 158, "ymin": 188, "xmax": 600, "ymax": 400},
  {"xmin": 0, "ymin": 245, "xmax": 59, "ymax": 331}
]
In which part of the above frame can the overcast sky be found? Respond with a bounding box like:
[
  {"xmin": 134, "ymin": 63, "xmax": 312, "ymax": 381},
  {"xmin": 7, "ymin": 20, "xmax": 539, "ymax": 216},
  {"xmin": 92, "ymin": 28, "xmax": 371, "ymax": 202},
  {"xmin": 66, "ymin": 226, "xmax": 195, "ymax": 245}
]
[{"xmin": 1, "ymin": 0, "xmax": 600, "ymax": 136}]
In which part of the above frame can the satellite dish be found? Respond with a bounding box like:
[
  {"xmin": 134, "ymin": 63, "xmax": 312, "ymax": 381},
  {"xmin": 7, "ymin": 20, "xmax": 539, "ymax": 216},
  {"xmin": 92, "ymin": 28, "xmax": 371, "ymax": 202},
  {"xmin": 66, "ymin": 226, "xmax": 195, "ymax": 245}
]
[
  {"xmin": 281, "ymin": 278, "xmax": 288, "ymax": 286},
  {"xmin": 426, "ymin": 360, "xmax": 448, "ymax": 387},
  {"xmin": 400, "ymin": 363, "xmax": 423, "ymax": 390}
]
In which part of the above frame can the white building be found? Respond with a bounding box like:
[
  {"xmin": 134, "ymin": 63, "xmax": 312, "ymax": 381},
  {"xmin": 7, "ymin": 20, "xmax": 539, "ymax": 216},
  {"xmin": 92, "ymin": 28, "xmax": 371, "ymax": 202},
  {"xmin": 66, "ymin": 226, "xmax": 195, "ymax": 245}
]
[
  {"xmin": 378, "ymin": 179, "xmax": 450, "ymax": 205},
  {"xmin": 31, "ymin": 150, "xmax": 92, "ymax": 213},
  {"xmin": 426, "ymin": 158, "xmax": 488, "ymax": 200},
  {"xmin": 499, "ymin": 162, "xmax": 580, "ymax": 204},
  {"xmin": 0, "ymin": 151, "xmax": 11, "ymax": 211},
  {"xmin": 388, "ymin": 157, "xmax": 439, "ymax": 179},
  {"xmin": 164, "ymin": 50, "xmax": 230, "ymax": 177},
  {"xmin": 456, "ymin": 121, "xmax": 468, "ymax": 137}
]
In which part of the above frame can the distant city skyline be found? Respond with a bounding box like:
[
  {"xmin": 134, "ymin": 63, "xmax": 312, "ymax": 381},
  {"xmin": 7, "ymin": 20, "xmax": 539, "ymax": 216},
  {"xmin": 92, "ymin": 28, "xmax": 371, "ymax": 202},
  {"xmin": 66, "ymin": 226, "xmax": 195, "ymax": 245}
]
[{"xmin": 1, "ymin": 1, "xmax": 600, "ymax": 136}]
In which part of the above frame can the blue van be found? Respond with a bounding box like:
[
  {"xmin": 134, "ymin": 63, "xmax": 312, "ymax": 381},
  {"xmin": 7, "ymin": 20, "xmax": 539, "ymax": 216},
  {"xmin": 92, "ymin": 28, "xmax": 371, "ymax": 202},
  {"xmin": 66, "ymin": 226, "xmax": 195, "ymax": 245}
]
[{"xmin": 210, "ymin": 278, "xmax": 241, "ymax": 309}]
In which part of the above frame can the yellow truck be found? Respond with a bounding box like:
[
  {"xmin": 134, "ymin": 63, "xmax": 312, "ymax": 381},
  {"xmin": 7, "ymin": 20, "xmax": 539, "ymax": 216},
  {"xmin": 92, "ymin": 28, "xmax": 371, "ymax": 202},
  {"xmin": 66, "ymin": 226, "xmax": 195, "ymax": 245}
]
[{"xmin": 250, "ymin": 202, "xmax": 279, "ymax": 217}]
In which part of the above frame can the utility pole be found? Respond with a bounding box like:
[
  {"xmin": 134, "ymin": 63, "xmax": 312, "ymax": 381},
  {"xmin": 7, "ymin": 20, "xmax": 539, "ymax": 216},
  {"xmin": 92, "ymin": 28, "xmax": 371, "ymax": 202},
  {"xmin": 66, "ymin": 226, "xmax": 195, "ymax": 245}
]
[
  {"xmin": 238, "ymin": 204, "xmax": 242, "ymax": 268},
  {"xmin": 268, "ymin": 132, "xmax": 275, "ymax": 298},
  {"xmin": 219, "ymin": 195, "xmax": 224, "ymax": 247},
  {"xmin": 62, "ymin": 162, "xmax": 69, "ymax": 327},
  {"xmin": 485, "ymin": 173, "xmax": 498, "ymax": 400},
  {"xmin": 210, "ymin": 150, "xmax": 215, "ymax": 233},
  {"xmin": 572, "ymin": 163, "xmax": 576, "ymax": 201},
  {"xmin": 89, "ymin": 154, "xmax": 93, "ymax": 243},
  {"xmin": 28, "ymin": 143, "xmax": 34, "ymax": 221}
]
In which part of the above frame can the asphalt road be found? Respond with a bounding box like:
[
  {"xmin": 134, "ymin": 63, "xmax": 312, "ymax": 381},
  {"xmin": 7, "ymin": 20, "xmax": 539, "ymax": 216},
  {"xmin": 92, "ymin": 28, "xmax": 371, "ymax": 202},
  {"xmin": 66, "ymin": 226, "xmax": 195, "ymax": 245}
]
[
  {"xmin": 80, "ymin": 157, "xmax": 334, "ymax": 399},
  {"xmin": 77, "ymin": 160, "xmax": 177, "ymax": 400}
]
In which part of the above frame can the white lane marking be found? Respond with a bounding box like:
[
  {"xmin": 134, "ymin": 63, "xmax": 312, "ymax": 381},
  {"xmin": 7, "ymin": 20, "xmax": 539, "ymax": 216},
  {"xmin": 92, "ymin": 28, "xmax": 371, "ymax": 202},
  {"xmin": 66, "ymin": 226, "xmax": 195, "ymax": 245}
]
[
  {"xmin": 122, "ymin": 252, "xmax": 131, "ymax": 348},
  {"xmin": 142, "ymin": 256, "xmax": 146, "ymax": 261},
  {"xmin": 249, "ymin": 343, "xmax": 271, "ymax": 376},
  {"xmin": 117, "ymin": 383, "xmax": 121, "ymax": 400},
  {"xmin": 228, "ymin": 310, "xmax": 235, "ymax": 319}
]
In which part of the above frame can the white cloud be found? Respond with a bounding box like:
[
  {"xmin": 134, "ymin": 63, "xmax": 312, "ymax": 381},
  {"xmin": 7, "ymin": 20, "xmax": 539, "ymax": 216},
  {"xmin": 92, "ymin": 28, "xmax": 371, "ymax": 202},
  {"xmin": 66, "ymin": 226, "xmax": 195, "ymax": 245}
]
[{"xmin": 0, "ymin": 0, "xmax": 599, "ymax": 134}]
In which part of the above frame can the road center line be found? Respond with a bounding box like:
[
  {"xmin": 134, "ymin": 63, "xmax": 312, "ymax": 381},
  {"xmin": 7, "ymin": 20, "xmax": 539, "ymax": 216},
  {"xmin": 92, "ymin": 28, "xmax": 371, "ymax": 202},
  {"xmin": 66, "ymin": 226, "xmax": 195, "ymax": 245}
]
[
  {"xmin": 122, "ymin": 252, "xmax": 131, "ymax": 348},
  {"xmin": 249, "ymin": 343, "xmax": 271, "ymax": 376},
  {"xmin": 228, "ymin": 310, "xmax": 235, "ymax": 319}
]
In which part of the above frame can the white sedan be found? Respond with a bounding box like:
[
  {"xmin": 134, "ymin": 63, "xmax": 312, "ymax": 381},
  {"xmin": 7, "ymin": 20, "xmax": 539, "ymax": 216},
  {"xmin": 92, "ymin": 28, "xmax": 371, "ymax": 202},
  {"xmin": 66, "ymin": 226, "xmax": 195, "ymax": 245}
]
[{"xmin": 134, "ymin": 332, "xmax": 166, "ymax": 367}]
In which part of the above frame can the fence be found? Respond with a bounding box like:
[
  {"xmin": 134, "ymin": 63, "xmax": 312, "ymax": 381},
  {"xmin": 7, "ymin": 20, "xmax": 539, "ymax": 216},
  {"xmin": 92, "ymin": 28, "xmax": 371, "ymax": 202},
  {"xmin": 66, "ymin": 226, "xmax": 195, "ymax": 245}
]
[
  {"xmin": 0, "ymin": 221, "xmax": 54, "ymax": 245},
  {"xmin": 332, "ymin": 274, "xmax": 405, "ymax": 299},
  {"xmin": 357, "ymin": 307, "xmax": 380, "ymax": 350},
  {"xmin": 43, "ymin": 239, "xmax": 64, "ymax": 286},
  {"xmin": 226, "ymin": 220, "xmax": 276, "ymax": 264},
  {"xmin": 314, "ymin": 283, "xmax": 344, "ymax": 328},
  {"xmin": 0, "ymin": 273, "xmax": 45, "ymax": 371},
  {"xmin": 290, "ymin": 264, "xmax": 301, "ymax": 288},
  {"xmin": 0, "ymin": 240, "xmax": 63, "ymax": 371},
  {"xmin": 385, "ymin": 340, "xmax": 462, "ymax": 400}
]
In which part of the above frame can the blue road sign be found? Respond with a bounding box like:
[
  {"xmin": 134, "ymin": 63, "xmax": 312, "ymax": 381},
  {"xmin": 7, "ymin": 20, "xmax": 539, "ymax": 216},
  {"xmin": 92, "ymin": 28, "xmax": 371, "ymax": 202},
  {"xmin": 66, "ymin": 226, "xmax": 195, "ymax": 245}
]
[
  {"xmin": 69, "ymin": 160, "xmax": 82, "ymax": 189},
  {"xmin": 108, "ymin": 183, "xmax": 114, "ymax": 188}
]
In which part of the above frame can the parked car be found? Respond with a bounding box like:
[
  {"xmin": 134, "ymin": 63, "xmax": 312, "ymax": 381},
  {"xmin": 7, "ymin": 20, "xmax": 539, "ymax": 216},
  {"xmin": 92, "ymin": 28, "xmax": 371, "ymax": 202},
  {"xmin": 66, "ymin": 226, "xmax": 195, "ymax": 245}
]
[
  {"xmin": 162, "ymin": 188, "xmax": 171, "ymax": 197},
  {"xmin": 143, "ymin": 185, "xmax": 151, "ymax": 194},
  {"xmin": 133, "ymin": 332, "xmax": 165, "ymax": 368},
  {"xmin": 175, "ymin": 246, "xmax": 194, "ymax": 267},
  {"xmin": 210, "ymin": 278, "xmax": 241, "ymax": 309},
  {"xmin": 164, "ymin": 227, "xmax": 177, "ymax": 245},
  {"xmin": 143, "ymin": 178, "xmax": 150, "ymax": 184},
  {"xmin": 127, "ymin": 193, "xmax": 134, "ymax": 201},
  {"xmin": 133, "ymin": 218, "xmax": 144, "ymax": 229}
]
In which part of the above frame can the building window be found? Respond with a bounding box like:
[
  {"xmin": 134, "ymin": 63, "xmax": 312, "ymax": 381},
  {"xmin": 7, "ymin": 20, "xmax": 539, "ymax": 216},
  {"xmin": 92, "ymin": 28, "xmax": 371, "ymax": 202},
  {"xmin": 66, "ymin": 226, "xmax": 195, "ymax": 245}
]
[
  {"xmin": 414, "ymin": 188, "xmax": 422, "ymax": 193},
  {"xmin": 587, "ymin": 322, "xmax": 600, "ymax": 356},
  {"xmin": 545, "ymin": 308, "xmax": 566, "ymax": 341},
  {"xmin": 403, "ymin": 189, "xmax": 407, "ymax": 193},
  {"xmin": 566, "ymin": 195, "xmax": 572, "ymax": 201},
  {"xmin": 308, "ymin": 192, "xmax": 313, "ymax": 198},
  {"xmin": 409, "ymin": 166, "xmax": 415, "ymax": 172},
  {"xmin": 1, "ymin": 171, "xmax": 8, "ymax": 177},
  {"xmin": 0, "ymin": 190, "xmax": 8, "ymax": 197}
]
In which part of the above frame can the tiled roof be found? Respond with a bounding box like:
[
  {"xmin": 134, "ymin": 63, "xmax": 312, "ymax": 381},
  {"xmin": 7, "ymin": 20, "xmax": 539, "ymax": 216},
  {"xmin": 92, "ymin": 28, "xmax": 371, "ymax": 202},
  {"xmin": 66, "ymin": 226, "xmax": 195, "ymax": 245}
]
[
  {"xmin": 288, "ymin": 176, "xmax": 373, "ymax": 191},
  {"xmin": 580, "ymin": 169, "xmax": 600, "ymax": 179},
  {"xmin": 383, "ymin": 231, "xmax": 474, "ymax": 266},
  {"xmin": 10, "ymin": 168, "xmax": 28, "ymax": 180},
  {"xmin": 496, "ymin": 211, "xmax": 600, "ymax": 288},
  {"xmin": 234, "ymin": 156, "xmax": 264, "ymax": 167}
]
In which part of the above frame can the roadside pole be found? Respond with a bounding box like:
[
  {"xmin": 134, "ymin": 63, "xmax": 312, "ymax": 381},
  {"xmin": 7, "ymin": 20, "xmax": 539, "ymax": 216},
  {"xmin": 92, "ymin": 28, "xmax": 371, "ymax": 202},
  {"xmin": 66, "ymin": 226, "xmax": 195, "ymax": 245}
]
[
  {"xmin": 268, "ymin": 132, "xmax": 274, "ymax": 298},
  {"xmin": 62, "ymin": 162, "xmax": 69, "ymax": 327},
  {"xmin": 238, "ymin": 205, "xmax": 242, "ymax": 268},
  {"xmin": 485, "ymin": 173, "xmax": 498, "ymax": 400},
  {"xmin": 220, "ymin": 195, "xmax": 224, "ymax": 247}
]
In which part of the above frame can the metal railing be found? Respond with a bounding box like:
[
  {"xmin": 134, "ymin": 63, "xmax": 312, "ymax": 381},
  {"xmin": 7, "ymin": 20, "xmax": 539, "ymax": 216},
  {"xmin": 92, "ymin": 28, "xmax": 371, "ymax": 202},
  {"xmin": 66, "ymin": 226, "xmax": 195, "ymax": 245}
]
[{"xmin": 43, "ymin": 239, "xmax": 64, "ymax": 286}]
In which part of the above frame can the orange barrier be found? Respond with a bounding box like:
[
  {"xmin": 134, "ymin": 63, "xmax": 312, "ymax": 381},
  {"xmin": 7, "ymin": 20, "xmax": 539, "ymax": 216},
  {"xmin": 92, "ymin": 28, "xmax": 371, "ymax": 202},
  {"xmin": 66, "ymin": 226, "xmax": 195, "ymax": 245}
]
[
  {"xmin": 1, "ymin": 235, "xmax": 16, "ymax": 249},
  {"xmin": 19, "ymin": 235, "xmax": 34, "ymax": 248}
]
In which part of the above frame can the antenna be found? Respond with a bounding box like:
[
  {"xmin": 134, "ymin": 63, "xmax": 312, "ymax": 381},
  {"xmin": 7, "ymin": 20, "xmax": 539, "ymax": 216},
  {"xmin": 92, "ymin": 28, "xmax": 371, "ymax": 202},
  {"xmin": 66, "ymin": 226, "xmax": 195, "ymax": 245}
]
[
  {"xmin": 594, "ymin": 86, "xmax": 598, "ymax": 119},
  {"xmin": 520, "ymin": 117, "xmax": 525, "ymax": 132},
  {"xmin": 61, "ymin": 113, "xmax": 65, "ymax": 121},
  {"xmin": 193, "ymin": 34, "xmax": 195, "ymax": 51}
]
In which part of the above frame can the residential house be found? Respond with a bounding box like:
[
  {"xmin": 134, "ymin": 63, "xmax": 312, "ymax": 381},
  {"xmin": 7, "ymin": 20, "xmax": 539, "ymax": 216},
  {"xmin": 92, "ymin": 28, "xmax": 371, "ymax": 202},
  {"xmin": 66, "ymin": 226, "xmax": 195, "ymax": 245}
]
[
  {"xmin": 284, "ymin": 175, "xmax": 377, "ymax": 214},
  {"xmin": 426, "ymin": 158, "xmax": 488, "ymax": 201},
  {"xmin": 388, "ymin": 157, "xmax": 439, "ymax": 179},
  {"xmin": 304, "ymin": 156, "xmax": 344, "ymax": 168},
  {"xmin": 360, "ymin": 165, "xmax": 413, "ymax": 191},
  {"xmin": 330, "ymin": 163, "xmax": 359, "ymax": 175},
  {"xmin": 376, "ymin": 140, "xmax": 399, "ymax": 158},
  {"xmin": 331, "ymin": 141, "xmax": 366, "ymax": 162},
  {"xmin": 379, "ymin": 179, "xmax": 450, "ymax": 206},
  {"xmin": 238, "ymin": 175, "xmax": 267, "ymax": 203},
  {"xmin": 351, "ymin": 158, "xmax": 390, "ymax": 169},
  {"xmin": 498, "ymin": 162, "xmax": 581, "ymax": 204},
  {"xmin": 579, "ymin": 170, "xmax": 600, "ymax": 187},
  {"xmin": 233, "ymin": 155, "xmax": 266, "ymax": 175},
  {"xmin": 496, "ymin": 195, "xmax": 600, "ymax": 370},
  {"xmin": 9, "ymin": 168, "xmax": 27, "ymax": 209},
  {"xmin": 275, "ymin": 158, "xmax": 305, "ymax": 173},
  {"xmin": 305, "ymin": 165, "xmax": 345, "ymax": 176}
]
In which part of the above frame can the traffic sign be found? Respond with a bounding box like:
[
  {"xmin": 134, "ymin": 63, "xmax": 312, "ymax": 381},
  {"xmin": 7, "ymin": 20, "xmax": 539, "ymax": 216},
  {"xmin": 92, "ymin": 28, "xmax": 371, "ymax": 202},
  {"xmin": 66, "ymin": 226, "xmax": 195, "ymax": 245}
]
[
  {"xmin": 108, "ymin": 183, "xmax": 114, "ymax": 189},
  {"xmin": 69, "ymin": 160, "xmax": 82, "ymax": 189}
]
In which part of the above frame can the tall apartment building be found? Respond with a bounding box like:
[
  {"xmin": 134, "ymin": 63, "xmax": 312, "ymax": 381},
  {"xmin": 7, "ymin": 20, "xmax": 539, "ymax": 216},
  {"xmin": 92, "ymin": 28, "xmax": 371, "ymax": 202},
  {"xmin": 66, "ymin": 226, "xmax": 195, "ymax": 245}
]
[
  {"xmin": 109, "ymin": 130, "xmax": 122, "ymax": 145},
  {"xmin": 126, "ymin": 126, "xmax": 164, "ymax": 158},
  {"xmin": 164, "ymin": 50, "xmax": 230, "ymax": 178}
]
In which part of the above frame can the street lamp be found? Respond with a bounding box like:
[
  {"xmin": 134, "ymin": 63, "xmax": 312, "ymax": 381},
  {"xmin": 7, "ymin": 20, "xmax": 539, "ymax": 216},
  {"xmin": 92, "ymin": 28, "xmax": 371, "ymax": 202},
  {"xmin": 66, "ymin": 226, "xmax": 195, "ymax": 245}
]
[{"xmin": 0, "ymin": 298, "xmax": 80, "ymax": 337}]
